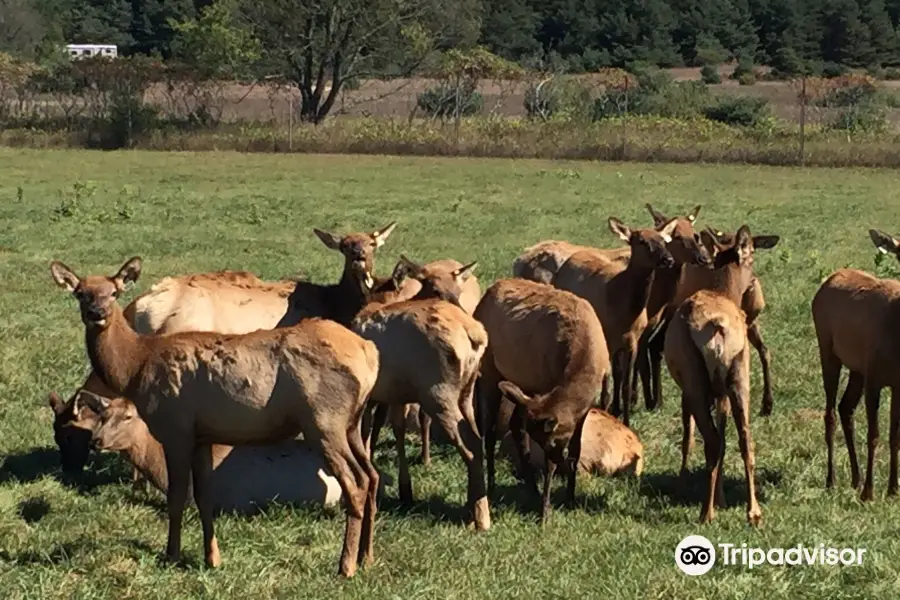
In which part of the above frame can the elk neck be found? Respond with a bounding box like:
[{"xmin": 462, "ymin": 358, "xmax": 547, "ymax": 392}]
[
  {"xmin": 619, "ymin": 259, "xmax": 657, "ymax": 318},
  {"xmin": 85, "ymin": 302, "xmax": 150, "ymax": 397},
  {"xmin": 126, "ymin": 432, "xmax": 170, "ymax": 494}
]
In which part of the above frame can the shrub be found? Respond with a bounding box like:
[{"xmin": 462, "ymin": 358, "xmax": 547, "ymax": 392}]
[
  {"xmin": 830, "ymin": 102, "xmax": 888, "ymax": 133},
  {"xmin": 593, "ymin": 66, "xmax": 711, "ymax": 121},
  {"xmin": 737, "ymin": 72, "xmax": 757, "ymax": 86},
  {"xmin": 524, "ymin": 77, "xmax": 593, "ymax": 121},
  {"xmin": 701, "ymin": 65, "xmax": 721, "ymax": 84},
  {"xmin": 822, "ymin": 62, "xmax": 848, "ymax": 78},
  {"xmin": 818, "ymin": 74, "xmax": 879, "ymax": 107},
  {"xmin": 703, "ymin": 96, "xmax": 771, "ymax": 127},
  {"xmin": 417, "ymin": 83, "xmax": 483, "ymax": 119},
  {"xmin": 731, "ymin": 58, "xmax": 754, "ymax": 80},
  {"xmin": 884, "ymin": 67, "xmax": 900, "ymax": 80}
]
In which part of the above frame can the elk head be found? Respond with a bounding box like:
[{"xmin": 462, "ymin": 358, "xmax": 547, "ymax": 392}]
[
  {"xmin": 498, "ymin": 381, "xmax": 579, "ymax": 465},
  {"xmin": 48, "ymin": 391, "xmax": 98, "ymax": 474},
  {"xmin": 313, "ymin": 222, "xmax": 397, "ymax": 281},
  {"xmin": 645, "ymin": 203, "xmax": 711, "ymax": 268},
  {"xmin": 609, "ymin": 216, "xmax": 677, "ymax": 269},
  {"xmin": 870, "ymin": 229, "xmax": 900, "ymax": 262},
  {"xmin": 49, "ymin": 257, "xmax": 143, "ymax": 330}
]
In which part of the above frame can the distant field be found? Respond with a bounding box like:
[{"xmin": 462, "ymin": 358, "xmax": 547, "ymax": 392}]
[{"xmin": 3, "ymin": 150, "xmax": 900, "ymax": 598}]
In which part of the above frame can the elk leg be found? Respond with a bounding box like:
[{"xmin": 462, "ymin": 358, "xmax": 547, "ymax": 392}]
[
  {"xmin": 162, "ymin": 439, "xmax": 192, "ymax": 565},
  {"xmin": 480, "ymin": 372, "xmax": 503, "ymax": 495},
  {"xmin": 347, "ymin": 416, "xmax": 379, "ymax": 567},
  {"xmin": 691, "ymin": 399, "xmax": 721, "ymax": 524},
  {"xmin": 366, "ymin": 402, "xmax": 388, "ymax": 457},
  {"xmin": 861, "ymin": 383, "xmax": 882, "ymax": 502},
  {"xmin": 419, "ymin": 409, "xmax": 432, "ymax": 467},
  {"xmin": 649, "ymin": 325, "xmax": 666, "ymax": 410},
  {"xmin": 730, "ymin": 372, "xmax": 761, "ymax": 526},
  {"xmin": 565, "ymin": 411, "xmax": 587, "ymax": 508},
  {"xmin": 820, "ymin": 344, "xmax": 842, "ymax": 489},
  {"xmin": 319, "ymin": 435, "xmax": 369, "ymax": 578},
  {"xmin": 714, "ymin": 396, "xmax": 727, "ymax": 509},
  {"xmin": 839, "ymin": 371, "xmax": 864, "ymax": 489},
  {"xmin": 191, "ymin": 443, "xmax": 220, "ymax": 568},
  {"xmin": 459, "ymin": 374, "xmax": 490, "ymax": 530},
  {"xmin": 510, "ymin": 403, "xmax": 540, "ymax": 502},
  {"xmin": 599, "ymin": 373, "xmax": 611, "ymax": 411},
  {"xmin": 621, "ymin": 348, "xmax": 636, "ymax": 428},
  {"xmin": 747, "ymin": 322, "xmax": 773, "ymax": 416},
  {"xmin": 890, "ymin": 387, "xmax": 900, "ymax": 497},
  {"xmin": 391, "ymin": 405, "xmax": 413, "ymax": 505},
  {"xmin": 679, "ymin": 396, "xmax": 695, "ymax": 477},
  {"xmin": 541, "ymin": 456, "xmax": 557, "ymax": 525}
]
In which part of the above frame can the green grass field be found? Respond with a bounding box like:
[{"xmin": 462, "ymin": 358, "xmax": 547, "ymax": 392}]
[{"xmin": 2, "ymin": 149, "xmax": 900, "ymax": 599}]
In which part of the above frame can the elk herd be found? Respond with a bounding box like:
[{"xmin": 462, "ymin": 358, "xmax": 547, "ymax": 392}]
[{"xmin": 42, "ymin": 203, "xmax": 900, "ymax": 577}]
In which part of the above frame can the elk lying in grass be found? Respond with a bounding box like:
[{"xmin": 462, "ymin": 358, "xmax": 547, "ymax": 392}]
[
  {"xmin": 552, "ymin": 217, "xmax": 679, "ymax": 427},
  {"xmin": 353, "ymin": 257, "xmax": 491, "ymax": 529},
  {"xmin": 476, "ymin": 278, "xmax": 610, "ymax": 522},
  {"xmin": 664, "ymin": 225, "xmax": 775, "ymax": 525},
  {"xmin": 814, "ymin": 229, "xmax": 900, "ymax": 501},
  {"xmin": 76, "ymin": 390, "xmax": 346, "ymax": 513},
  {"xmin": 498, "ymin": 405, "xmax": 643, "ymax": 478},
  {"xmin": 48, "ymin": 224, "xmax": 397, "ymax": 477},
  {"xmin": 50, "ymin": 257, "xmax": 381, "ymax": 577}
]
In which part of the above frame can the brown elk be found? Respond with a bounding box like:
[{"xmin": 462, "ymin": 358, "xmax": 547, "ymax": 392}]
[
  {"xmin": 664, "ymin": 225, "xmax": 777, "ymax": 525},
  {"xmin": 50, "ymin": 257, "xmax": 380, "ymax": 577},
  {"xmin": 75, "ymin": 389, "xmax": 346, "ymax": 513},
  {"xmin": 814, "ymin": 229, "xmax": 900, "ymax": 501},
  {"xmin": 476, "ymin": 278, "xmax": 610, "ymax": 522},
  {"xmin": 512, "ymin": 240, "xmax": 598, "ymax": 284},
  {"xmin": 49, "ymin": 224, "xmax": 397, "ymax": 477},
  {"xmin": 552, "ymin": 217, "xmax": 679, "ymax": 427},
  {"xmin": 352, "ymin": 257, "xmax": 491, "ymax": 529}
]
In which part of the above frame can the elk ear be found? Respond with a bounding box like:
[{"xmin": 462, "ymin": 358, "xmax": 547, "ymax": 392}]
[
  {"xmin": 388, "ymin": 260, "xmax": 410, "ymax": 288},
  {"xmin": 608, "ymin": 217, "xmax": 631, "ymax": 243},
  {"xmin": 452, "ymin": 261, "xmax": 478, "ymax": 283},
  {"xmin": 752, "ymin": 235, "xmax": 780, "ymax": 250},
  {"xmin": 50, "ymin": 261, "xmax": 80, "ymax": 292},
  {"xmin": 646, "ymin": 203, "xmax": 668, "ymax": 227},
  {"xmin": 313, "ymin": 228, "xmax": 342, "ymax": 251},
  {"xmin": 532, "ymin": 266, "xmax": 554, "ymax": 284},
  {"xmin": 687, "ymin": 205, "xmax": 701, "ymax": 223},
  {"xmin": 869, "ymin": 229, "xmax": 899, "ymax": 254},
  {"xmin": 48, "ymin": 392, "xmax": 66, "ymax": 415},
  {"xmin": 372, "ymin": 222, "xmax": 397, "ymax": 248},
  {"xmin": 398, "ymin": 255, "xmax": 426, "ymax": 280},
  {"xmin": 112, "ymin": 256, "xmax": 142, "ymax": 292},
  {"xmin": 76, "ymin": 390, "xmax": 110, "ymax": 415},
  {"xmin": 658, "ymin": 218, "xmax": 678, "ymax": 243},
  {"xmin": 699, "ymin": 230, "xmax": 721, "ymax": 255},
  {"xmin": 498, "ymin": 381, "xmax": 537, "ymax": 408}
]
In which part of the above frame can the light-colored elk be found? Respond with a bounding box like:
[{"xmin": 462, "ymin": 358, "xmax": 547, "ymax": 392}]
[
  {"xmin": 664, "ymin": 225, "xmax": 776, "ymax": 525},
  {"xmin": 50, "ymin": 257, "xmax": 381, "ymax": 577},
  {"xmin": 352, "ymin": 256, "xmax": 491, "ymax": 530},
  {"xmin": 476, "ymin": 278, "xmax": 610, "ymax": 522},
  {"xmin": 75, "ymin": 390, "xmax": 345, "ymax": 512},
  {"xmin": 512, "ymin": 240, "xmax": 597, "ymax": 284},
  {"xmin": 552, "ymin": 217, "xmax": 679, "ymax": 427},
  {"xmin": 49, "ymin": 224, "xmax": 397, "ymax": 476},
  {"xmin": 814, "ymin": 228, "xmax": 900, "ymax": 501}
]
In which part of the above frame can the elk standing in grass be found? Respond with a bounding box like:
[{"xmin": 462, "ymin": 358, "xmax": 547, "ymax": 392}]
[
  {"xmin": 476, "ymin": 278, "xmax": 609, "ymax": 522},
  {"xmin": 48, "ymin": 224, "xmax": 397, "ymax": 477},
  {"xmin": 664, "ymin": 225, "xmax": 776, "ymax": 525},
  {"xmin": 50, "ymin": 257, "xmax": 380, "ymax": 577},
  {"xmin": 552, "ymin": 217, "xmax": 679, "ymax": 427},
  {"xmin": 353, "ymin": 257, "xmax": 491, "ymax": 529},
  {"xmin": 814, "ymin": 229, "xmax": 900, "ymax": 500}
]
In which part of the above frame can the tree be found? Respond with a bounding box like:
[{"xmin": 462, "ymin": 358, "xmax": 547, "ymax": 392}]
[
  {"xmin": 129, "ymin": 0, "xmax": 195, "ymax": 57},
  {"xmin": 0, "ymin": 0, "xmax": 47, "ymax": 58},
  {"xmin": 240, "ymin": 0, "xmax": 468, "ymax": 124},
  {"xmin": 170, "ymin": 0, "xmax": 259, "ymax": 78},
  {"xmin": 479, "ymin": 0, "xmax": 540, "ymax": 60}
]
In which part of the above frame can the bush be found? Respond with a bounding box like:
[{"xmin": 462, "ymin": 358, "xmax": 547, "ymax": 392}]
[
  {"xmin": 884, "ymin": 67, "xmax": 900, "ymax": 80},
  {"xmin": 830, "ymin": 102, "xmax": 888, "ymax": 133},
  {"xmin": 701, "ymin": 65, "xmax": 721, "ymax": 84},
  {"xmin": 737, "ymin": 72, "xmax": 757, "ymax": 86},
  {"xmin": 524, "ymin": 77, "xmax": 593, "ymax": 121},
  {"xmin": 703, "ymin": 96, "xmax": 771, "ymax": 127},
  {"xmin": 731, "ymin": 58, "xmax": 754, "ymax": 80},
  {"xmin": 822, "ymin": 62, "xmax": 848, "ymax": 78},
  {"xmin": 593, "ymin": 68, "xmax": 710, "ymax": 121},
  {"xmin": 417, "ymin": 83, "xmax": 483, "ymax": 119}
]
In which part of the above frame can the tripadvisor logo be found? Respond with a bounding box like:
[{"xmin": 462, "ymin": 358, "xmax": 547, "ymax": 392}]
[{"xmin": 675, "ymin": 535, "xmax": 868, "ymax": 575}]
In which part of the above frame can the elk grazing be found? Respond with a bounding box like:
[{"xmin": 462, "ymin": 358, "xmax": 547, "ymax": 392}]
[
  {"xmin": 47, "ymin": 224, "xmax": 397, "ymax": 476},
  {"xmin": 352, "ymin": 257, "xmax": 491, "ymax": 530},
  {"xmin": 814, "ymin": 229, "xmax": 900, "ymax": 501},
  {"xmin": 74, "ymin": 389, "xmax": 346, "ymax": 513},
  {"xmin": 552, "ymin": 217, "xmax": 679, "ymax": 427},
  {"xmin": 50, "ymin": 257, "xmax": 381, "ymax": 577},
  {"xmin": 663, "ymin": 225, "xmax": 777, "ymax": 525},
  {"xmin": 476, "ymin": 278, "xmax": 610, "ymax": 522},
  {"xmin": 498, "ymin": 406, "xmax": 643, "ymax": 479}
]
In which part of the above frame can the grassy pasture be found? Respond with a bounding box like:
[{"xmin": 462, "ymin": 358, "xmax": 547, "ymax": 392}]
[{"xmin": 2, "ymin": 149, "xmax": 900, "ymax": 599}]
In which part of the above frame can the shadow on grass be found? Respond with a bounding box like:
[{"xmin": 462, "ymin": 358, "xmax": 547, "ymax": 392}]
[
  {"xmin": 0, "ymin": 537, "xmax": 99, "ymax": 565},
  {"xmin": 638, "ymin": 467, "xmax": 783, "ymax": 509},
  {"xmin": 18, "ymin": 496, "xmax": 51, "ymax": 523},
  {"xmin": 0, "ymin": 446, "xmax": 130, "ymax": 492}
]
